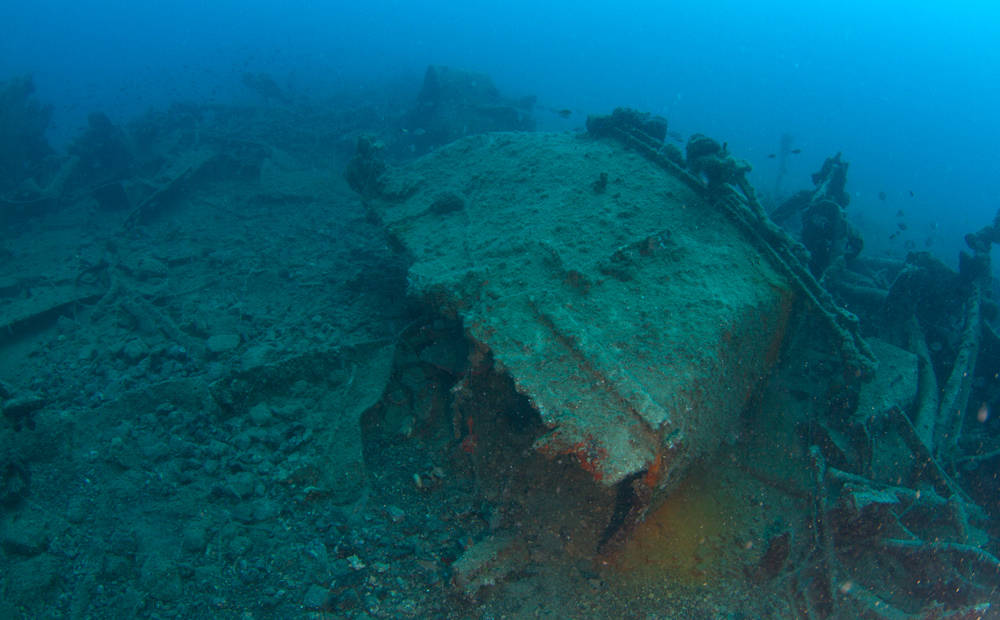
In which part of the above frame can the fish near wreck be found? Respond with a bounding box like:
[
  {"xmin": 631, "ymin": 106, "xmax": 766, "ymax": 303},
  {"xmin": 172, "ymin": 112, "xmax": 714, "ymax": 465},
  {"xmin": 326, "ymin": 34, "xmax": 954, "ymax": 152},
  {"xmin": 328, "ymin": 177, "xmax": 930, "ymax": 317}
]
[{"xmin": 353, "ymin": 108, "xmax": 873, "ymax": 550}]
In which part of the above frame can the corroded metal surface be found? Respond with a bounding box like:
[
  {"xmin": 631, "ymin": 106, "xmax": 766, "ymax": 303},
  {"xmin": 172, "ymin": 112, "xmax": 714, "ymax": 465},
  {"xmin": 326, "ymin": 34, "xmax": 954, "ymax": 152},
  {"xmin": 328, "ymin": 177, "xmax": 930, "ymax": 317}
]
[{"xmin": 368, "ymin": 130, "xmax": 796, "ymax": 488}]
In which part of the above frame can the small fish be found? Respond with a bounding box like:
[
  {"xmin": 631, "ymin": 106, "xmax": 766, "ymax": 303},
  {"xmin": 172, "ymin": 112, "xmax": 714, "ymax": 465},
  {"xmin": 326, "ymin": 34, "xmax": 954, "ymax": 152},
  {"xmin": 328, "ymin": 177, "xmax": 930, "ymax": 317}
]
[
  {"xmin": 924, "ymin": 237, "xmax": 934, "ymax": 248},
  {"xmin": 897, "ymin": 222, "xmax": 908, "ymax": 231},
  {"xmin": 889, "ymin": 231, "xmax": 899, "ymax": 240},
  {"xmin": 790, "ymin": 148, "xmax": 802, "ymax": 154},
  {"xmin": 878, "ymin": 191, "xmax": 887, "ymax": 201},
  {"xmin": 909, "ymin": 190, "xmax": 915, "ymax": 197},
  {"xmin": 896, "ymin": 209, "xmax": 905, "ymax": 217},
  {"xmin": 767, "ymin": 153, "xmax": 776, "ymax": 158},
  {"xmin": 904, "ymin": 240, "xmax": 916, "ymax": 250},
  {"xmin": 556, "ymin": 109, "xmax": 572, "ymax": 119},
  {"xmin": 667, "ymin": 130, "xmax": 684, "ymax": 142}
]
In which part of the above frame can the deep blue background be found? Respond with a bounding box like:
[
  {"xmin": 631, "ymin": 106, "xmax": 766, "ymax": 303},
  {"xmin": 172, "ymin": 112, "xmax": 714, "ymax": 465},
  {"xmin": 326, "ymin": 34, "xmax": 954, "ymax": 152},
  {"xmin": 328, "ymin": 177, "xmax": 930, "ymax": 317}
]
[{"xmin": 3, "ymin": 1, "xmax": 998, "ymax": 265}]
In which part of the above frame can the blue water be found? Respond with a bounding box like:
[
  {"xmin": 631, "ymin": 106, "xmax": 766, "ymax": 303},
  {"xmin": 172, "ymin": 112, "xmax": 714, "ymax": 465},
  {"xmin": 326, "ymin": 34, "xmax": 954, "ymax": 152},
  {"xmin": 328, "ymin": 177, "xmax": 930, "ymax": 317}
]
[{"xmin": 3, "ymin": 1, "xmax": 998, "ymax": 265}]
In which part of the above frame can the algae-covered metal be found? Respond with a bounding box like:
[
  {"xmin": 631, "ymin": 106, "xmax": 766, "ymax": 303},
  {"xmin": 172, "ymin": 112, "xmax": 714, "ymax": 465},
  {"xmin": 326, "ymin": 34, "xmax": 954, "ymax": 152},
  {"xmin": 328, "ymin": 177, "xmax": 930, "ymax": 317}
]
[{"xmin": 364, "ymin": 118, "xmax": 861, "ymax": 490}]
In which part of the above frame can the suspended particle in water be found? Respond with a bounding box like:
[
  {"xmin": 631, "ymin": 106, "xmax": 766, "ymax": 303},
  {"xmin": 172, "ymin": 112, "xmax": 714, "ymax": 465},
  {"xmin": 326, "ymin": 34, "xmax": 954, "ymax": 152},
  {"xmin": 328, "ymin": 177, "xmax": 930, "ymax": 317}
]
[{"xmin": 977, "ymin": 402, "xmax": 990, "ymax": 424}]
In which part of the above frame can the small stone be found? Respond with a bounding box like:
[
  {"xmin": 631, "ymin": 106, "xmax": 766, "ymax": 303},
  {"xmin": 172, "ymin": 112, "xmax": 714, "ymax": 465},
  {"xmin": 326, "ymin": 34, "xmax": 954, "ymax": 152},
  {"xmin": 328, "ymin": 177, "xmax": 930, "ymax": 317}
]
[
  {"xmin": 0, "ymin": 517, "xmax": 49, "ymax": 556},
  {"xmin": 329, "ymin": 558, "xmax": 352, "ymax": 579},
  {"xmin": 302, "ymin": 584, "xmax": 331, "ymax": 610},
  {"xmin": 429, "ymin": 191, "xmax": 465, "ymax": 215},
  {"xmin": 398, "ymin": 598, "xmax": 418, "ymax": 615},
  {"xmin": 248, "ymin": 402, "xmax": 273, "ymax": 426},
  {"xmin": 101, "ymin": 554, "xmax": 131, "ymax": 580},
  {"xmin": 139, "ymin": 556, "xmax": 182, "ymax": 602},
  {"xmin": 107, "ymin": 436, "xmax": 140, "ymax": 470},
  {"xmin": 230, "ymin": 503, "xmax": 257, "ymax": 524},
  {"xmin": 227, "ymin": 472, "xmax": 256, "ymax": 499},
  {"xmin": 182, "ymin": 521, "xmax": 209, "ymax": 553},
  {"xmin": 230, "ymin": 535, "xmax": 253, "ymax": 555},
  {"xmin": 386, "ymin": 505, "xmax": 406, "ymax": 523},
  {"xmin": 252, "ymin": 500, "xmax": 279, "ymax": 521},
  {"xmin": 241, "ymin": 344, "xmax": 275, "ymax": 369},
  {"xmin": 121, "ymin": 339, "xmax": 148, "ymax": 362},
  {"xmin": 304, "ymin": 538, "xmax": 329, "ymax": 563},
  {"xmin": 347, "ymin": 554, "xmax": 366, "ymax": 570},
  {"xmin": 131, "ymin": 256, "xmax": 169, "ymax": 280},
  {"xmin": 0, "ymin": 461, "xmax": 29, "ymax": 506},
  {"xmin": 165, "ymin": 345, "xmax": 188, "ymax": 361},
  {"xmin": 206, "ymin": 334, "xmax": 241, "ymax": 355},
  {"xmin": 66, "ymin": 496, "xmax": 92, "ymax": 524},
  {"xmin": 335, "ymin": 589, "xmax": 361, "ymax": 611}
]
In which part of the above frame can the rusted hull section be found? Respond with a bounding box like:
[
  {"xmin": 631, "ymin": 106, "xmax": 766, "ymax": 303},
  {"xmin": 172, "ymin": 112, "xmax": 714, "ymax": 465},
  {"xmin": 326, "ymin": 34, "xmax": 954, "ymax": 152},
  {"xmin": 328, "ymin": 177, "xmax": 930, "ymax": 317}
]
[{"xmin": 368, "ymin": 129, "xmax": 796, "ymax": 491}]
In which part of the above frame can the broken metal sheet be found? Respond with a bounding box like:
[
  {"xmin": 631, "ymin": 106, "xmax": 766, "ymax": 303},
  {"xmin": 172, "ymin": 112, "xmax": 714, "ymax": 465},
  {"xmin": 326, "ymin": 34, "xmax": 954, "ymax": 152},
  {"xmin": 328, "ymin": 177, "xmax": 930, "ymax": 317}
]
[
  {"xmin": 0, "ymin": 282, "xmax": 102, "ymax": 343},
  {"xmin": 368, "ymin": 131, "xmax": 796, "ymax": 488},
  {"xmin": 124, "ymin": 147, "xmax": 216, "ymax": 227}
]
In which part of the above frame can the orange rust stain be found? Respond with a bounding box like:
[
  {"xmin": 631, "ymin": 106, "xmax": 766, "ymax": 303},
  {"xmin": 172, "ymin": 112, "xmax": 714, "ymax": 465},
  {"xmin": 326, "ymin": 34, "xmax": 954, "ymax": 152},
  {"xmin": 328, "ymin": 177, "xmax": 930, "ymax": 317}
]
[
  {"xmin": 459, "ymin": 417, "xmax": 478, "ymax": 454},
  {"xmin": 538, "ymin": 434, "xmax": 608, "ymax": 482},
  {"xmin": 568, "ymin": 438, "xmax": 607, "ymax": 482},
  {"xmin": 642, "ymin": 452, "xmax": 664, "ymax": 488},
  {"xmin": 459, "ymin": 433, "xmax": 478, "ymax": 454}
]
